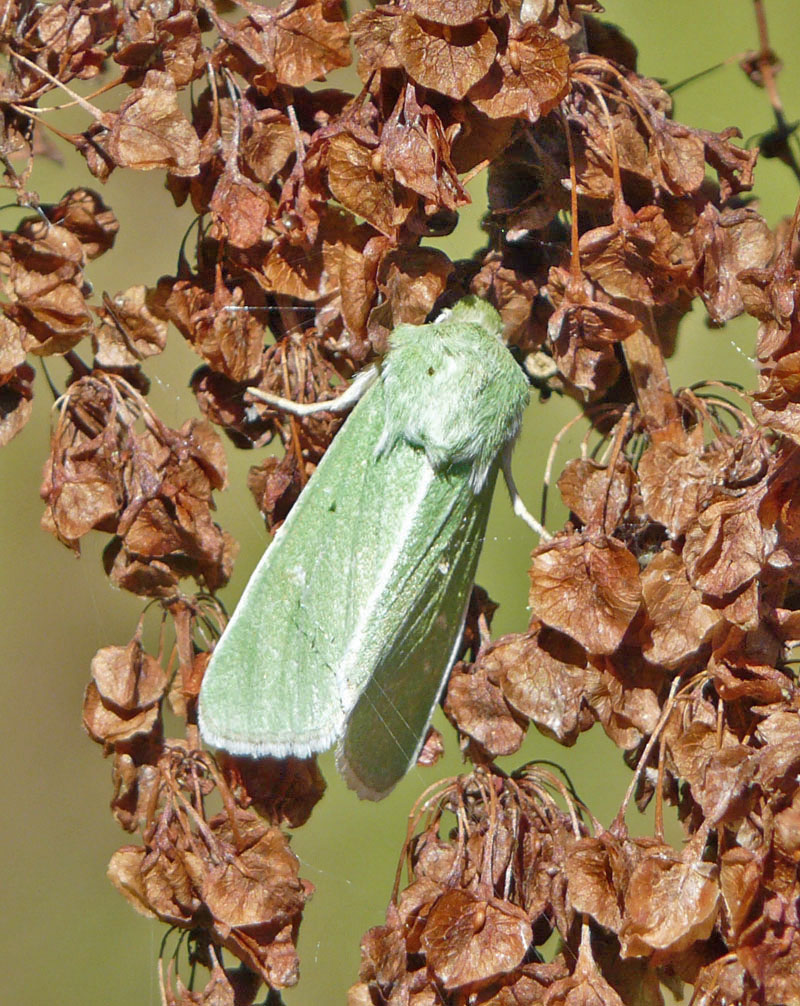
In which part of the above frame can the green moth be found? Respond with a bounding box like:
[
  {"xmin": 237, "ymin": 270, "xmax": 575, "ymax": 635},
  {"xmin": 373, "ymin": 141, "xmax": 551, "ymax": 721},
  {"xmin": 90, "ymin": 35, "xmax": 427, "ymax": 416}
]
[{"xmin": 199, "ymin": 297, "xmax": 543, "ymax": 799}]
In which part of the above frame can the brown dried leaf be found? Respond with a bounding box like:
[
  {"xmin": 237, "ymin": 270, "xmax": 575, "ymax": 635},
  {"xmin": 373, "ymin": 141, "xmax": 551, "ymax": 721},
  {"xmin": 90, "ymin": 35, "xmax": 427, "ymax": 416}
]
[
  {"xmin": 91, "ymin": 637, "xmax": 167, "ymax": 713},
  {"xmin": 11, "ymin": 275, "xmax": 92, "ymax": 355},
  {"xmin": 749, "ymin": 250, "xmax": 800, "ymax": 366},
  {"xmin": 580, "ymin": 205, "xmax": 693, "ymax": 307},
  {"xmin": 0, "ymin": 316, "xmax": 34, "ymax": 444},
  {"xmin": 557, "ymin": 456, "xmax": 637, "ymax": 532},
  {"xmin": 43, "ymin": 377, "xmax": 233, "ymax": 590},
  {"xmin": 543, "ymin": 930, "xmax": 625, "ymax": 1006},
  {"xmin": 619, "ymin": 845, "xmax": 720, "ymax": 957},
  {"xmin": 683, "ymin": 497, "xmax": 765, "ymax": 598},
  {"xmin": 471, "ymin": 257, "xmax": 540, "ymax": 349},
  {"xmin": 572, "ymin": 102, "xmax": 652, "ymax": 203},
  {"xmin": 641, "ymin": 549, "xmax": 721, "ymax": 668},
  {"xmin": 397, "ymin": 876, "xmax": 445, "ymax": 932},
  {"xmin": 201, "ymin": 820, "xmax": 308, "ymax": 929},
  {"xmin": 18, "ymin": 0, "xmax": 118, "ymax": 86},
  {"xmin": 449, "ymin": 104, "xmax": 515, "ymax": 176},
  {"xmin": 693, "ymin": 956, "xmax": 747, "ymax": 1006},
  {"xmin": 649, "ymin": 117, "xmax": 706, "ymax": 197},
  {"xmin": 110, "ymin": 754, "xmax": 161, "ymax": 833},
  {"xmin": 107, "ymin": 846, "xmax": 159, "ymax": 920},
  {"xmin": 109, "ymin": 843, "xmax": 198, "ymax": 925},
  {"xmin": 357, "ymin": 908, "xmax": 408, "ymax": 991},
  {"xmin": 248, "ymin": 452, "xmax": 304, "ymax": 532},
  {"xmin": 537, "ymin": 0, "xmax": 605, "ymax": 41},
  {"xmin": 710, "ymin": 652, "xmax": 790, "ymax": 705},
  {"xmin": 0, "ymin": 314, "xmax": 27, "ymax": 376},
  {"xmin": 212, "ymin": 0, "xmax": 351, "ymax": 90},
  {"xmin": 209, "ymin": 169, "xmax": 273, "ymax": 249},
  {"xmin": 83, "ymin": 680, "xmax": 161, "ymax": 744},
  {"xmin": 719, "ymin": 847, "xmax": 763, "ymax": 941},
  {"xmin": 586, "ymin": 655, "xmax": 662, "ymax": 750},
  {"xmin": 377, "ymin": 247, "xmax": 454, "ymax": 328},
  {"xmin": 754, "ymin": 707, "xmax": 800, "ymax": 790},
  {"xmin": 421, "ymin": 890, "xmax": 532, "ymax": 990},
  {"xmin": 2, "ymin": 219, "xmax": 93, "ymax": 355},
  {"xmin": 40, "ymin": 381, "xmax": 131, "ymax": 547},
  {"xmin": 546, "ymin": 268, "xmax": 637, "ymax": 392},
  {"xmin": 151, "ymin": 274, "xmax": 264, "ymax": 382},
  {"xmin": 191, "ymin": 367, "xmax": 270, "ymax": 449},
  {"xmin": 444, "ymin": 660, "xmax": 526, "ymax": 758},
  {"xmin": 0, "ymin": 369, "xmax": 34, "ymax": 445},
  {"xmin": 529, "ymin": 534, "xmax": 642, "ymax": 655},
  {"xmin": 667, "ymin": 718, "xmax": 756, "ymax": 824},
  {"xmin": 701, "ymin": 126, "xmax": 757, "ymax": 202},
  {"xmin": 416, "ymin": 727, "xmax": 445, "ymax": 768},
  {"xmin": 737, "ymin": 924, "xmax": 800, "ymax": 1006},
  {"xmin": 242, "ymin": 114, "xmax": 297, "ymax": 185},
  {"xmin": 41, "ymin": 187, "xmax": 119, "ymax": 259},
  {"xmin": 3, "ymin": 217, "xmax": 86, "ymax": 278},
  {"xmin": 693, "ymin": 205, "xmax": 776, "ymax": 324},
  {"xmin": 106, "ymin": 69, "xmax": 201, "ymax": 176},
  {"xmin": 408, "ymin": 0, "xmax": 490, "ymax": 25},
  {"xmin": 93, "ymin": 285, "xmax": 167, "ymax": 366},
  {"xmin": 41, "ymin": 470, "xmax": 119, "ymax": 548},
  {"xmin": 712, "ymin": 578, "xmax": 760, "ymax": 633},
  {"xmin": 564, "ymin": 836, "xmax": 624, "ymax": 933},
  {"xmin": 327, "ymin": 132, "xmax": 410, "ymax": 238},
  {"xmin": 380, "ymin": 87, "xmax": 469, "ymax": 211},
  {"xmin": 261, "ymin": 239, "xmax": 325, "ymax": 304},
  {"xmin": 469, "ymin": 24, "xmax": 570, "ymax": 122},
  {"xmin": 392, "ymin": 15, "xmax": 497, "ymax": 100},
  {"xmin": 488, "ymin": 131, "xmax": 569, "ymax": 236},
  {"xmin": 218, "ymin": 752, "xmax": 326, "ymax": 829},
  {"xmin": 115, "ymin": 1, "xmax": 204, "ymax": 88},
  {"xmin": 638, "ymin": 426, "xmax": 724, "ymax": 537},
  {"xmin": 350, "ymin": 8, "xmax": 400, "ymax": 80},
  {"xmin": 491, "ymin": 630, "xmax": 595, "ymax": 746},
  {"xmin": 161, "ymin": 959, "xmax": 238, "ymax": 1006},
  {"xmin": 754, "ymin": 349, "xmax": 800, "ymax": 440}
]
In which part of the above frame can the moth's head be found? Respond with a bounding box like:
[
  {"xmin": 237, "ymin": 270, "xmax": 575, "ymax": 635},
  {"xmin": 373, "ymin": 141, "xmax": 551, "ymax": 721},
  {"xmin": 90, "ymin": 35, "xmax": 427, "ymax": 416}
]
[{"xmin": 433, "ymin": 295, "xmax": 504, "ymax": 342}]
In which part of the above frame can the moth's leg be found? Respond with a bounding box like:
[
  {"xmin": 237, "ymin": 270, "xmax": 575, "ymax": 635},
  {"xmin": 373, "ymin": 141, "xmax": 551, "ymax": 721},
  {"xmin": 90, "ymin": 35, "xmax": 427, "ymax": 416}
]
[
  {"xmin": 501, "ymin": 444, "xmax": 551, "ymax": 540},
  {"xmin": 247, "ymin": 364, "xmax": 379, "ymax": 417}
]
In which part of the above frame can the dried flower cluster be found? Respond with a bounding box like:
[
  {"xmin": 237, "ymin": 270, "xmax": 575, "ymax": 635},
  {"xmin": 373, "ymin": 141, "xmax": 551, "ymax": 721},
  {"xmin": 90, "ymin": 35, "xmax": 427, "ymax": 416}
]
[{"xmin": 3, "ymin": 0, "xmax": 800, "ymax": 1003}]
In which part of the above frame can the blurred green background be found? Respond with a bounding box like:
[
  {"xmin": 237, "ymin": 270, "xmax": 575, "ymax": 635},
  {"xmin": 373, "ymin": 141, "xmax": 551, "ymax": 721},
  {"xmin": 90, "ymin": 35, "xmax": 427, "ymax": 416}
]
[{"xmin": 2, "ymin": 2, "xmax": 800, "ymax": 1003}]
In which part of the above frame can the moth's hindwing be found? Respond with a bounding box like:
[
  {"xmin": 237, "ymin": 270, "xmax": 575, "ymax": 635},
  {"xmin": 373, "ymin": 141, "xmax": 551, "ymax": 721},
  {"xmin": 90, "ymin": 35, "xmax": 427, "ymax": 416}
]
[{"xmin": 198, "ymin": 382, "xmax": 388, "ymax": 757}]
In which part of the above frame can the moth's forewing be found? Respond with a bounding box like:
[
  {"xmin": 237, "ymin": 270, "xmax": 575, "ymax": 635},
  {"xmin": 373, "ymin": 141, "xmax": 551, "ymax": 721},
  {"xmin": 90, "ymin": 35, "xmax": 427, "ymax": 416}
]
[
  {"xmin": 337, "ymin": 467, "xmax": 496, "ymax": 799},
  {"xmin": 199, "ymin": 383, "xmax": 389, "ymax": 757}
]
